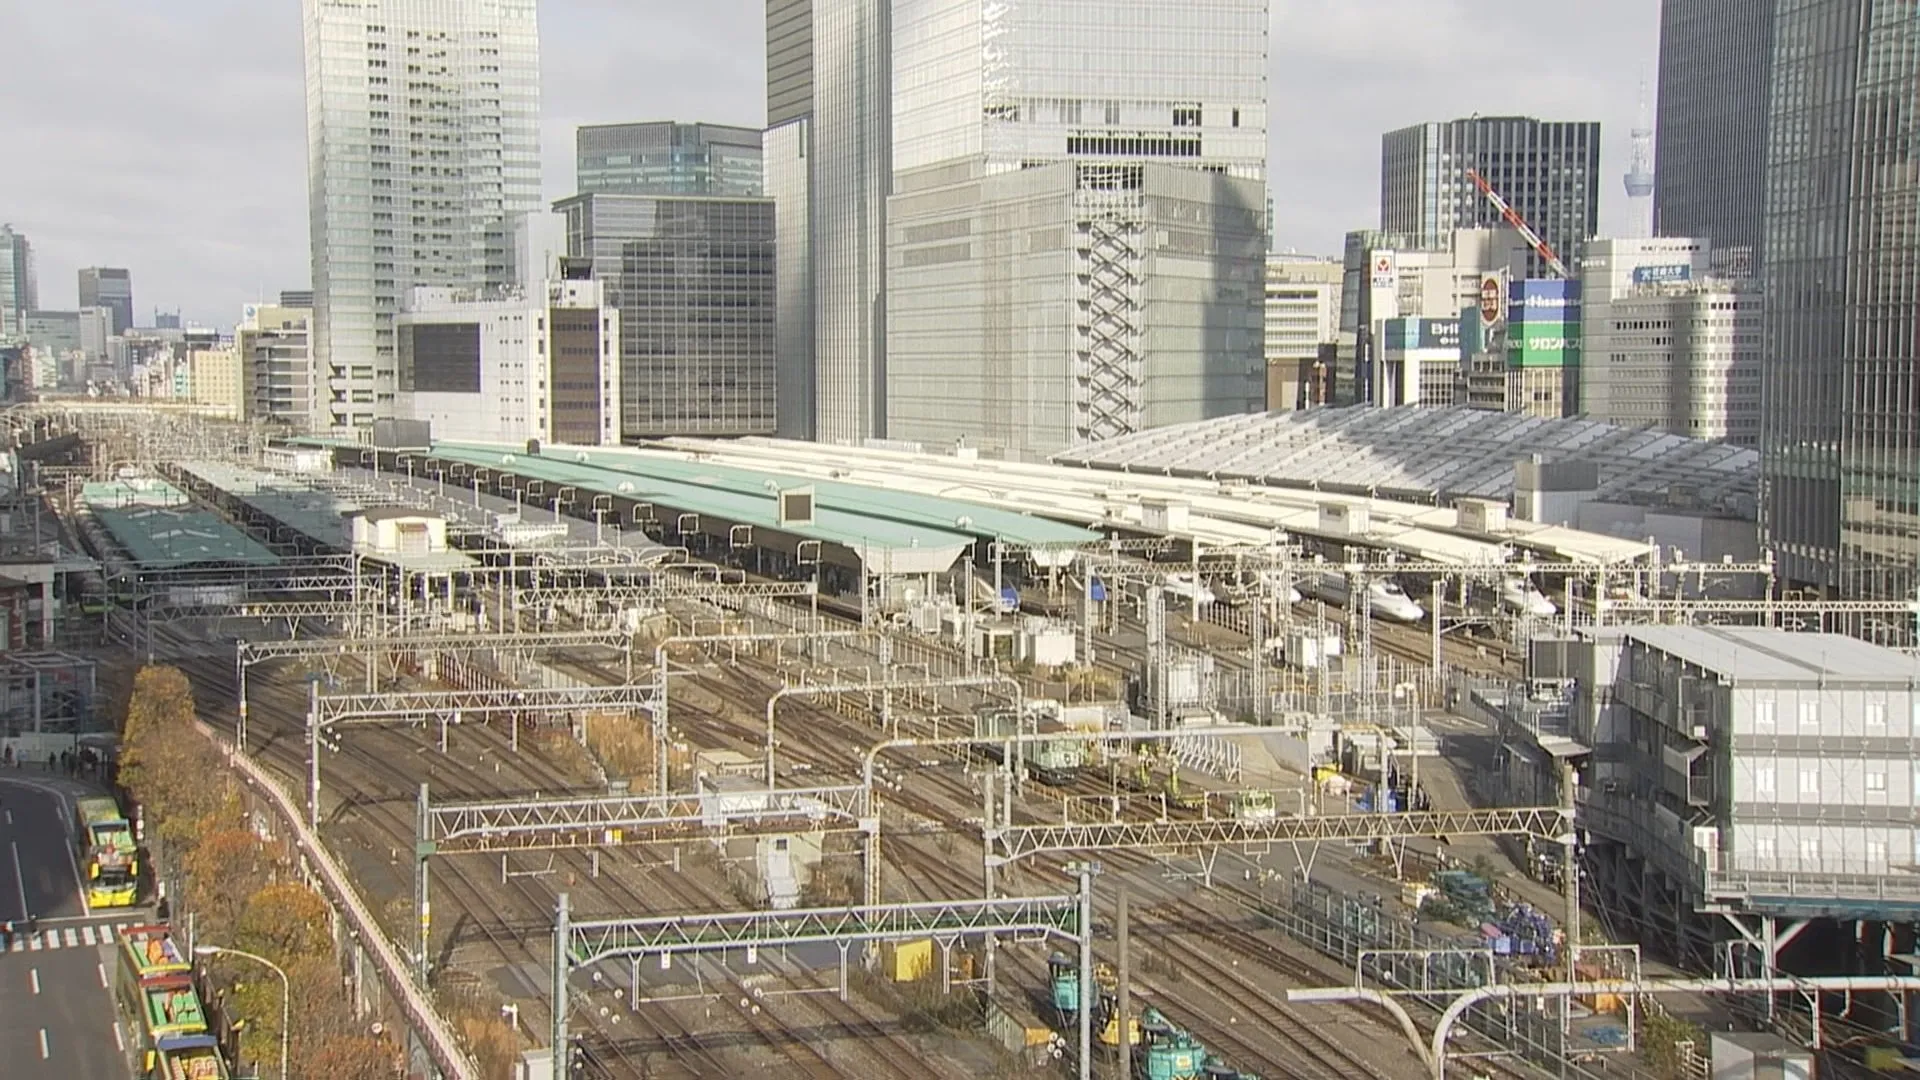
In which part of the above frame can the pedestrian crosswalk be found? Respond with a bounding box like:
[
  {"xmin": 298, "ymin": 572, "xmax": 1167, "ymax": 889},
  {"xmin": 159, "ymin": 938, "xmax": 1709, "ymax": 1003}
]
[{"xmin": 3, "ymin": 921, "xmax": 136, "ymax": 953}]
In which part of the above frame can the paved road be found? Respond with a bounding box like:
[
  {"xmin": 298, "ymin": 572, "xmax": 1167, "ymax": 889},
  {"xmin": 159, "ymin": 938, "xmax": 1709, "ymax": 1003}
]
[{"xmin": 0, "ymin": 774, "xmax": 134, "ymax": 1080}]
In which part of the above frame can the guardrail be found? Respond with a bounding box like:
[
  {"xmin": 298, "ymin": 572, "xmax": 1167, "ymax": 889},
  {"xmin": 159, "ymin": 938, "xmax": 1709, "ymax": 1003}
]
[{"xmin": 202, "ymin": 721, "xmax": 481, "ymax": 1080}]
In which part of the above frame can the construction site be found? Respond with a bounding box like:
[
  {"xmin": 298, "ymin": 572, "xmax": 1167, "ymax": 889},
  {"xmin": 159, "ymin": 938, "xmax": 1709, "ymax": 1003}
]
[{"xmin": 5, "ymin": 401, "xmax": 1917, "ymax": 1080}]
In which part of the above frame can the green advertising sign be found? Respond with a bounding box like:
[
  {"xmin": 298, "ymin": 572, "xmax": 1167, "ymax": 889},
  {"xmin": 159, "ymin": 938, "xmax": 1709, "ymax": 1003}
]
[{"xmin": 1507, "ymin": 322, "xmax": 1581, "ymax": 368}]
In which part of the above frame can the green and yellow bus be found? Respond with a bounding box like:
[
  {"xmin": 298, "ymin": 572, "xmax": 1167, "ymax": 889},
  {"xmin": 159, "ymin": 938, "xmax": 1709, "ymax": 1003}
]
[
  {"xmin": 116, "ymin": 926, "xmax": 230, "ymax": 1080},
  {"xmin": 76, "ymin": 794, "xmax": 138, "ymax": 907}
]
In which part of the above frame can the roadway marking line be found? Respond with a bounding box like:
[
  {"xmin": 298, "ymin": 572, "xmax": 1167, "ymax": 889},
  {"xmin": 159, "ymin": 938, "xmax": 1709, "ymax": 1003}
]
[
  {"xmin": 8, "ymin": 840, "xmax": 27, "ymax": 921},
  {"xmin": 112, "ymin": 1023, "xmax": 123, "ymax": 1053},
  {"xmin": 60, "ymin": 826, "xmax": 88, "ymax": 918},
  {"xmin": 62, "ymin": 928, "xmax": 76, "ymax": 948},
  {"xmin": 37, "ymin": 1028, "xmax": 47, "ymax": 1059},
  {"xmin": 81, "ymin": 925, "xmax": 96, "ymax": 946},
  {"xmin": 97, "ymin": 961, "xmax": 107, "ymax": 987},
  {"xmin": 28, "ymin": 934, "xmax": 42, "ymax": 951},
  {"xmin": 4, "ymin": 809, "xmax": 11, "ymax": 825},
  {"xmin": 29, "ymin": 967, "xmax": 38, "ymax": 994}
]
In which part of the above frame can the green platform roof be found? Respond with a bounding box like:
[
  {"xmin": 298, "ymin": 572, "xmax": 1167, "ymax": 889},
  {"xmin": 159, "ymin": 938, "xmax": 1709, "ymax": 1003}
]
[
  {"xmin": 174, "ymin": 461, "xmax": 359, "ymax": 548},
  {"xmin": 547, "ymin": 444, "xmax": 1101, "ymax": 551},
  {"xmin": 80, "ymin": 480, "xmax": 280, "ymax": 569},
  {"xmin": 410, "ymin": 443, "xmax": 974, "ymax": 572},
  {"xmin": 290, "ymin": 436, "xmax": 1099, "ymax": 554},
  {"xmin": 173, "ymin": 461, "xmax": 475, "ymax": 571}
]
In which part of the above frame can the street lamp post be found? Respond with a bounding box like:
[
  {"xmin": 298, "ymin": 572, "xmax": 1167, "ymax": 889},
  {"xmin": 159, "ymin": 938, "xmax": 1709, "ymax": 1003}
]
[{"xmin": 195, "ymin": 944, "xmax": 289, "ymax": 1080}]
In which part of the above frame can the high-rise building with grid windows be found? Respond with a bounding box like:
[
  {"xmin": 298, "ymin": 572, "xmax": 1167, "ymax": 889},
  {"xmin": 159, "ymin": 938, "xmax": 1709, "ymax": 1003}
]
[
  {"xmin": 301, "ymin": 0, "xmax": 542, "ymax": 433},
  {"xmin": 576, "ymin": 122, "xmax": 764, "ymax": 198},
  {"xmin": 1654, "ymin": 0, "xmax": 1777, "ymax": 264},
  {"xmin": 1762, "ymin": 0, "xmax": 1920, "ymax": 599},
  {"xmin": 1381, "ymin": 117, "xmax": 1601, "ymax": 280},
  {"xmin": 0, "ymin": 225, "xmax": 36, "ymax": 340},
  {"xmin": 554, "ymin": 192, "xmax": 776, "ymax": 438},
  {"xmin": 78, "ymin": 268, "xmax": 134, "ymax": 336},
  {"xmin": 881, "ymin": 0, "xmax": 1269, "ymax": 461}
]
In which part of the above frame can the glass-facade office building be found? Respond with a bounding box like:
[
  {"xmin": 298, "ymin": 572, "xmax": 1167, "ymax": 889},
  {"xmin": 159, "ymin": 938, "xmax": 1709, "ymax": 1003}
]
[
  {"xmin": 884, "ymin": 0, "xmax": 1268, "ymax": 460},
  {"xmin": 1654, "ymin": 0, "xmax": 1777, "ymax": 264},
  {"xmin": 763, "ymin": 0, "xmax": 892, "ymax": 444},
  {"xmin": 1381, "ymin": 117, "xmax": 1600, "ymax": 280},
  {"xmin": 1763, "ymin": 0, "xmax": 1920, "ymax": 599},
  {"xmin": 555, "ymin": 193, "xmax": 776, "ymax": 438},
  {"xmin": 576, "ymin": 122, "xmax": 764, "ymax": 197},
  {"xmin": 77, "ymin": 268, "xmax": 133, "ymax": 336},
  {"xmin": 301, "ymin": 0, "xmax": 542, "ymax": 432}
]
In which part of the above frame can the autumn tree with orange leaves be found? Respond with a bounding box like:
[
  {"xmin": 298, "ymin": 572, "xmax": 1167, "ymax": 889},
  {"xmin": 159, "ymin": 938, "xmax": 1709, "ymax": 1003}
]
[{"xmin": 117, "ymin": 666, "xmax": 404, "ymax": 1080}]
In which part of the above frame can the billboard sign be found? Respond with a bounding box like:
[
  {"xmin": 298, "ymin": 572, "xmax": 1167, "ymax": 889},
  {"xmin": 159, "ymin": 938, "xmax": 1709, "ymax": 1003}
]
[
  {"xmin": 1507, "ymin": 322, "xmax": 1582, "ymax": 368},
  {"xmin": 1478, "ymin": 273, "xmax": 1505, "ymax": 328},
  {"xmin": 1631, "ymin": 263, "xmax": 1693, "ymax": 285},
  {"xmin": 1383, "ymin": 317, "xmax": 1461, "ymax": 353},
  {"xmin": 1370, "ymin": 251, "xmax": 1398, "ymax": 289}
]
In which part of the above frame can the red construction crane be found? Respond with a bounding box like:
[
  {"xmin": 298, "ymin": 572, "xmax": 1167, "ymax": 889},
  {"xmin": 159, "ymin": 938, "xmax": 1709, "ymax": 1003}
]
[{"xmin": 1466, "ymin": 168, "xmax": 1571, "ymax": 279}]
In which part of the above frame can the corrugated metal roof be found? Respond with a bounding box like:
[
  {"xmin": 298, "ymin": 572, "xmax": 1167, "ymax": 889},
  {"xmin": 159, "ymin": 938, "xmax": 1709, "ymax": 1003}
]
[
  {"xmin": 1055, "ymin": 406, "xmax": 1759, "ymax": 514},
  {"xmin": 1624, "ymin": 625, "xmax": 1920, "ymax": 684},
  {"xmin": 554, "ymin": 443, "xmax": 1101, "ymax": 551},
  {"xmin": 175, "ymin": 461, "xmax": 361, "ymax": 548},
  {"xmin": 80, "ymin": 480, "xmax": 280, "ymax": 568},
  {"xmin": 651, "ymin": 437, "xmax": 1636, "ymax": 566},
  {"xmin": 174, "ymin": 462, "xmax": 477, "ymax": 572},
  {"xmin": 418, "ymin": 444, "xmax": 975, "ymax": 573}
]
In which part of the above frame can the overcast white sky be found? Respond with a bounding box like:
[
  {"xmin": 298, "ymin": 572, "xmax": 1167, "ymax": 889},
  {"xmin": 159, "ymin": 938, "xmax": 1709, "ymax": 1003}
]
[{"xmin": 0, "ymin": 0, "xmax": 1659, "ymax": 328}]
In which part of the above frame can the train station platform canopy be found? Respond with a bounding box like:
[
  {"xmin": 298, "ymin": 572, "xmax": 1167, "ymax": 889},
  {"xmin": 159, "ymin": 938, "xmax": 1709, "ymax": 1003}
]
[
  {"xmin": 79, "ymin": 479, "xmax": 280, "ymax": 569},
  {"xmin": 173, "ymin": 461, "xmax": 476, "ymax": 573},
  {"xmin": 537, "ymin": 443, "xmax": 1101, "ymax": 560},
  {"xmin": 641, "ymin": 437, "xmax": 1654, "ymax": 568},
  {"xmin": 1054, "ymin": 407, "xmax": 1753, "ymax": 562},
  {"xmin": 335, "ymin": 441, "xmax": 986, "ymax": 576}
]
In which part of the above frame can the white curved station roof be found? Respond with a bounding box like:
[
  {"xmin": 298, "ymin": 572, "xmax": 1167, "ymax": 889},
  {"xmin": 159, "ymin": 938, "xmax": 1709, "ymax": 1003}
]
[
  {"xmin": 1056, "ymin": 407, "xmax": 1760, "ymax": 514},
  {"xmin": 640, "ymin": 436, "xmax": 1655, "ymax": 568}
]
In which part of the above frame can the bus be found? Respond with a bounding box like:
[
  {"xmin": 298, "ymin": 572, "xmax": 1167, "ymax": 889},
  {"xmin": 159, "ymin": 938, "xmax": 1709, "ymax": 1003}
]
[
  {"xmin": 76, "ymin": 794, "xmax": 138, "ymax": 907},
  {"xmin": 116, "ymin": 926, "xmax": 231, "ymax": 1080}
]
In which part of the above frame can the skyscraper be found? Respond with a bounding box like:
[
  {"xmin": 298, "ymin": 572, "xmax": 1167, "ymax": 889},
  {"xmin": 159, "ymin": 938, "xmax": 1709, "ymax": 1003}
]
[
  {"xmin": 576, "ymin": 122, "xmax": 764, "ymax": 197},
  {"xmin": 1654, "ymin": 0, "xmax": 1777, "ymax": 262},
  {"xmin": 1762, "ymin": 0, "xmax": 1920, "ymax": 597},
  {"xmin": 764, "ymin": 0, "xmax": 892, "ymax": 444},
  {"xmin": 78, "ymin": 268, "xmax": 134, "ymax": 336},
  {"xmin": 0, "ymin": 225, "xmax": 36, "ymax": 339},
  {"xmin": 301, "ymin": 0, "xmax": 542, "ymax": 433},
  {"xmin": 1381, "ymin": 117, "xmax": 1601, "ymax": 279},
  {"xmin": 554, "ymin": 192, "xmax": 777, "ymax": 438},
  {"xmin": 882, "ymin": 0, "xmax": 1269, "ymax": 460}
]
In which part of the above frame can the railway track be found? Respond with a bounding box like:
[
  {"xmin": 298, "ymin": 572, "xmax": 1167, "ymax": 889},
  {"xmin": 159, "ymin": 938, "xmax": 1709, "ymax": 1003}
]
[{"xmin": 196, "ymin": 630, "xmax": 1001, "ymax": 1079}]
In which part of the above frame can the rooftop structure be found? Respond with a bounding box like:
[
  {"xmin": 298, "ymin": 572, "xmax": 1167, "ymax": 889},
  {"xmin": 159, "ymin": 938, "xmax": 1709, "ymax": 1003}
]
[
  {"xmin": 78, "ymin": 480, "xmax": 280, "ymax": 568},
  {"xmin": 383, "ymin": 441, "xmax": 1101, "ymax": 575},
  {"xmin": 170, "ymin": 461, "xmax": 474, "ymax": 573},
  {"xmin": 646, "ymin": 435, "xmax": 1654, "ymax": 567},
  {"xmin": 1053, "ymin": 406, "xmax": 1758, "ymax": 515}
]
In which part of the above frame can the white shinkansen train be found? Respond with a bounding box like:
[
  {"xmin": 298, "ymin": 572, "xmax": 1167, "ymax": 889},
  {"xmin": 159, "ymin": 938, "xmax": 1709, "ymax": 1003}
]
[
  {"xmin": 1213, "ymin": 572, "xmax": 1304, "ymax": 607},
  {"xmin": 1160, "ymin": 573, "xmax": 1218, "ymax": 606},
  {"xmin": 1301, "ymin": 573, "xmax": 1427, "ymax": 622},
  {"xmin": 1498, "ymin": 577, "xmax": 1559, "ymax": 618}
]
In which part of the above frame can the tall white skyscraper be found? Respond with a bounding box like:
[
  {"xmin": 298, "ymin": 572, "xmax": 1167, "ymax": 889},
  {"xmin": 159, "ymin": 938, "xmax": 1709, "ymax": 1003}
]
[
  {"xmin": 883, "ymin": 0, "xmax": 1269, "ymax": 460},
  {"xmin": 301, "ymin": 0, "xmax": 542, "ymax": 433},
  {"xmin": 764, "ymin": 0, "xmax": 892, "ymax": 444}
]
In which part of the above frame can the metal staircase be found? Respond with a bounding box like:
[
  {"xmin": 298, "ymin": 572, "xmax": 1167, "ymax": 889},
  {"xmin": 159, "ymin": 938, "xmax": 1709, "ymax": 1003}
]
[{"xmin": 1073, "ymin": 180, "xmax": 1144, "ymax": 443}]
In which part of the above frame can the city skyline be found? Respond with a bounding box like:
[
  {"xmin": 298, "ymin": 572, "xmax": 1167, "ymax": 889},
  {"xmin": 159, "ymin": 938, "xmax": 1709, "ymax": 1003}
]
[{"xmin": 0, "ymin": 0, "xmax": 1658, "ymax": 329}]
